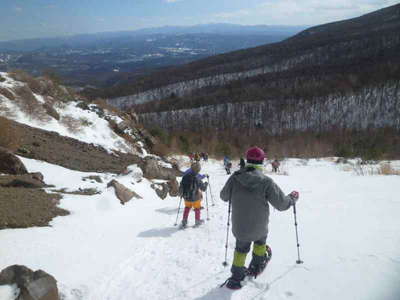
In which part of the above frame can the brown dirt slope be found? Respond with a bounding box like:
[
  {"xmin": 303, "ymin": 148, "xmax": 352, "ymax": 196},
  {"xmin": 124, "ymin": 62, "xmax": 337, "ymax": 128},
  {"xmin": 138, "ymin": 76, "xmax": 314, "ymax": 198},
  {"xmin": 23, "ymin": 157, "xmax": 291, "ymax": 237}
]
[
  {"xmin": 0, "ymin": 179, "xmax": 68, "ymax": 229},
  {"xmin": 12, "ymin": 120, "xmax": 142, "ymax": 173}
]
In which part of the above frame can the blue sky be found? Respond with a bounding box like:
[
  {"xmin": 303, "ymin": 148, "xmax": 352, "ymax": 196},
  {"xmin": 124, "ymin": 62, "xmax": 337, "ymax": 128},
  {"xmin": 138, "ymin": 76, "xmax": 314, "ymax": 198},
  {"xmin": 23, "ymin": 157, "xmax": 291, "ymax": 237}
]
[{"xmin": 0, "ymin": 0, "xmax": 398, "ymax": 41}]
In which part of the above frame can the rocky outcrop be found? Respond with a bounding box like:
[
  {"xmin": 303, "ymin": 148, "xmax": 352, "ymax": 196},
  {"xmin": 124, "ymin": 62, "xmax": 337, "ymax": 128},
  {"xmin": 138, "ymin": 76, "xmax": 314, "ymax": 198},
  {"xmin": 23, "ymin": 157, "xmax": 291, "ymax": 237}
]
[
  {"xmin": 43, "ymin": 103, "xmax": 60, "ymax": 120},
  {"xmin": 142, "ymin": 157, "xmax": 181, "ymax": 180},
  {"xmin": 151, "ymin": 183, "xmax": 169, "ymax": 200},
  {"xmin": 167, "ymin": 179, "xmax": 179, "ymax": 197},
  {"xmin": 151, "ymin": 178, "xmax": 180, "ymax": 200},
  {"xmin": 10, "ymin": 120, "xmax": 142, "ymax": 174},
  {"xmin": 0, "ymin": 265, "xmax": 59, "ymax": 300},
  {"xmin": 107, "ymin": 180, "xmax": 142, "ymax": 204},
  {"xmin": 4, "ymin": 173, "xmax": 47, "ymax": 189},
  {"xmin": 0, "ymin": 147, "xmax": 28, "ymax": 175}
]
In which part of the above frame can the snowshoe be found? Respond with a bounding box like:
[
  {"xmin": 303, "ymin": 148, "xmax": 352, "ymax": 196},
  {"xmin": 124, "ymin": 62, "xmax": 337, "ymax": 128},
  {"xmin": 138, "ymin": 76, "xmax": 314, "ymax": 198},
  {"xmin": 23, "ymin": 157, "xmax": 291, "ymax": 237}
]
[
  {"xmin": 247, "ymin": 245, "xmax": 272, "ymax": 278},
  {"xmin": 194, "ymin": 219, "xmax": 204, "ymax": 227},
  {"xmin": 221, "ymin": 266, "xmax": 246, "ymax": 290},
  {"xmin": 179, "ymin": 219, "xmax": 188, "ymax": 229},
  {"xmin": 225, "ymin": 277, "xmax": 243, "ymax": 290}
]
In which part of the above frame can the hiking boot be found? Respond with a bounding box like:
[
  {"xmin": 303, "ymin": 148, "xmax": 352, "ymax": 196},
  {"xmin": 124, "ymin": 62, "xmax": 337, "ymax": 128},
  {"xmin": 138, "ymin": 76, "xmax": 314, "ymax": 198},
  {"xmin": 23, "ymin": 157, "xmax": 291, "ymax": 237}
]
[
  {"xmin": 194, "ymin": 219, "xmax": 204, "ymax": 227},
  {"xmin": 225, "ymin": 276, "xmax": 243, "ymax": 289},
  {"xmin": 224, "ymin": 266, "xmax": 246, "ymax": 290},
  {"xmin": 180, "ymin": 219, "xmax": 188, "ymax": 229},
  {"xmin": 247, "ymin": 246, "xmax": 272, "ymax": 278}
]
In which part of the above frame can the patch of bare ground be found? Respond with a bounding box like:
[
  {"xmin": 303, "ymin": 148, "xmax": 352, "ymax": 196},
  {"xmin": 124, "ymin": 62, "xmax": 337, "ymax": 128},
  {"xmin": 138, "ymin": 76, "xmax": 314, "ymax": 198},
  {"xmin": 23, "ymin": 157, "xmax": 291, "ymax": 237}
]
[
  {"xmin": 52, "ymin": 187, "xmax": 101, "ymax": 196},
  {"xmin": 0, "ymin": 179, "xmax": 68, "ymax": 229},
  {"xmin": 10, "ymin": 119, "xmax": 142, "ymax": 173}
]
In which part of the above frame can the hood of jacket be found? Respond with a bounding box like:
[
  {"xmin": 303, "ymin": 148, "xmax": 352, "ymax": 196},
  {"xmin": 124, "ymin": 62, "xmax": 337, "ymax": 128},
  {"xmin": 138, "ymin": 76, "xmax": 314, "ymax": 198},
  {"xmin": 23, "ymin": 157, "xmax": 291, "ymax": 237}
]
[{"xmin": 232, "ymin": 167, "xmax": 266, "ymax": 190}]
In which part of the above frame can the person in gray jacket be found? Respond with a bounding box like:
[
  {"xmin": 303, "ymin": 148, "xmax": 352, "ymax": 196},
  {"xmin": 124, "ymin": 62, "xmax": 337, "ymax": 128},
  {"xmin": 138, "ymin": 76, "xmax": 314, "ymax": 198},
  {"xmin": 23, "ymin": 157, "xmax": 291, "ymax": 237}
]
[{"xmin": 220, "ymin": 146, "xmax": 299, "ymax": 289}]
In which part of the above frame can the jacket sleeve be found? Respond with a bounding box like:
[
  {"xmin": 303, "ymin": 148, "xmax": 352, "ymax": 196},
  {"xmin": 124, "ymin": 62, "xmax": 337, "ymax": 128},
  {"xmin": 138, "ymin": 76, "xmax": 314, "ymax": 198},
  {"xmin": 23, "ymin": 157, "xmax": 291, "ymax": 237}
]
[
  {"xmin": 178, "ymin": 180, "xmax": 183, "ymax": 197},
  {"xmin": 265, "ymin": 179, "xmax": 292, "ymax": 211},
  {"xmin": 220, "ymin": 176, "xmax": 233, "ymax": 202}
]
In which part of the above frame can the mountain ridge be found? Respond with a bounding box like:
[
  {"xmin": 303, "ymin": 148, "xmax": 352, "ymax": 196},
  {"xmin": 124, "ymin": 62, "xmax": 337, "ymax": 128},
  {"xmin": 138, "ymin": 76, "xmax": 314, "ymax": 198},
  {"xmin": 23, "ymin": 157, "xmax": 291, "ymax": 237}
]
[{"xmin": 96, "ymin": 3, "xmax": 399, "ymax": 102}]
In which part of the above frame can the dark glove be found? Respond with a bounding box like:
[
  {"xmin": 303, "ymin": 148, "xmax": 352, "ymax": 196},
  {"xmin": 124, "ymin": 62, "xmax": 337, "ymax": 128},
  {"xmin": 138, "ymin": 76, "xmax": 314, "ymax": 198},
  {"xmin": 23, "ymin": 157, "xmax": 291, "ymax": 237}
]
[{"xmin": 204, "ymin": 182, "xmax": 209, "ymax": 190}]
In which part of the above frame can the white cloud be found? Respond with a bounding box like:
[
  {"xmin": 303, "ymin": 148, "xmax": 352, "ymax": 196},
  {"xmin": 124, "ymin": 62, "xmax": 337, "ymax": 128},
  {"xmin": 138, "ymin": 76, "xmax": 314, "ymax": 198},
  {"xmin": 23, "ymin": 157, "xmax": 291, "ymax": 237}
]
[
  {"xmin": 165, "ymin": 0, "xmax": 183, "ymax": 3},
  {"xmin": 210, "ymin": 0, "xmax": 399, "ymax": 25},
  {"xmin": 14, "ymin": 6, "xmax": 22, "ymax": 12}
]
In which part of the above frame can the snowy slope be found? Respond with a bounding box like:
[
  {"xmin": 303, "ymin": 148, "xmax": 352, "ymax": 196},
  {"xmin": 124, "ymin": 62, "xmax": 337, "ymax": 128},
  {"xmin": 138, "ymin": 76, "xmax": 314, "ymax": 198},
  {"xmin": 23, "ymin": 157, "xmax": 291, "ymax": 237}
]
[
  {"xmin": 0, "ymin": 158, "xmax": 399, "ymax": 300},
  {"xmin": 0, "ymin": 72, "xmax": 132, "ymax": 154}
]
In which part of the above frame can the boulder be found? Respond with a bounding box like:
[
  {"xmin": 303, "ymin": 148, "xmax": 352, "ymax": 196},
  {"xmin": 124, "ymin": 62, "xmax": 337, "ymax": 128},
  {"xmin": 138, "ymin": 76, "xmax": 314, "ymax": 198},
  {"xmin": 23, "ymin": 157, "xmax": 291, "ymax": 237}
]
[
  {"xmin": 0, "ymin": 265, "xmax": 59, "ymax": 300},
  {"xmin": 142, "ymin": 157, "xmax": 181, "ymax": 180},
  {"xmin": 107, "ymin": 179, "xmax": 142, "ymax": 204},
  {"xmin": 43, "ymin": 103, "xmax": 60, "ymax": 121},
  {"xmin": 151, "ymin": 183, "xmax": 169, "ymax": 200},
  {"xmin": 167, "ymin": 179, "xmax": 179, "ymax": 197},
  {"xmin": 0, "ymin": 147, "xmax": 28, "ymax": 175},
  {"xmin": 30, "ymin": 172, "xmax": 44, "ymax": 182}
]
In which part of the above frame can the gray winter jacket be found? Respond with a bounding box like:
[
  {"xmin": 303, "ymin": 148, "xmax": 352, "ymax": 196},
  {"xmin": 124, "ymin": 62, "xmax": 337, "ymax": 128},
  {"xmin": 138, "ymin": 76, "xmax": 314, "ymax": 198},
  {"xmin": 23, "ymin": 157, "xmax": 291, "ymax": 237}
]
[{"xmin": 220, "ymin": 167, "xmax": 292, "ymax": 242}]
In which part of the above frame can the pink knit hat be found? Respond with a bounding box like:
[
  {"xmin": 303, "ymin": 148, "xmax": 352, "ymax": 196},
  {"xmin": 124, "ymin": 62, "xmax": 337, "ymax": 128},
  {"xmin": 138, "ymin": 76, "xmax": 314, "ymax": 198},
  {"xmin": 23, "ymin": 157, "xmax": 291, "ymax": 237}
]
[{"xmin": 246, "ymin": 146, "xmax": 265, "ymax": 163}]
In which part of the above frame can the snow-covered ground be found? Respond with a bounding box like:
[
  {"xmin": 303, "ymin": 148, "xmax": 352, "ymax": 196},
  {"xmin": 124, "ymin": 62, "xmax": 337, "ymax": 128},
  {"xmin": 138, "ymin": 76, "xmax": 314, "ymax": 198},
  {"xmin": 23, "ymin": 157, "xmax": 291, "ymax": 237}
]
[
  {"xmin": 0, "ymin": 72, "xmax": 132, "ymax": 154},
  {"xmin": 0, "ymin": 158, "xmax": 399, "ymax": 300}
]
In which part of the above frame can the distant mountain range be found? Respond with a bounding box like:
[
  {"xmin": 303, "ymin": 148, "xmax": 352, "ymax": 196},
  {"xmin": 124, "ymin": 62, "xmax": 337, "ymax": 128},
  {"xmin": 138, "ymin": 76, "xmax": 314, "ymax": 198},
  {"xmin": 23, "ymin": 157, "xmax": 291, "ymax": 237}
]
[
  {"xmin": 0, "ymin": 24, "xmax": 307, "ymax": 52},
  {"xmin": 0, "ymin": 24, "xmax": 306, "ymax": 87},
  {"xmin": 102, "ymin": 4, "xmax": 400, "ymax": 137}
]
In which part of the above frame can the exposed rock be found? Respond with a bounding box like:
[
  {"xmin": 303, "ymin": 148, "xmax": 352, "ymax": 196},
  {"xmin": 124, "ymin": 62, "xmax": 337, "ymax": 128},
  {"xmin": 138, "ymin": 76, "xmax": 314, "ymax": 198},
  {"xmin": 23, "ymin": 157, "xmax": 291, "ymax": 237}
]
[
  {"xmin": 123, "ymin": 165, "xmax": 143, "ymax": 182},
  {"xmin": 107, "ymin": 179, "xmax": 142, "ymax": 204},
  {"xmin": 115, "ymin": 120, "xmax": 130, "ymax": 134},
  {"xmin": 0, "ymin": 265, "xmax": 59, "ymax": 300},
  {"xmin": 53, "ymin": 187, "xmax": 101, "ymax": 196},
  {"xmin": 137, "ymin": 128, "xmax": 157, "ymax": 148},
  {"xmin": 82, "ymin": 175, "xmax": 103, "ymax": 183},
  {"xmin": 142, "ymin": 157, "xmax": 180, "ymax": 180},
  {"xmin": 30, "ymin": 172, "xmax": 44, "ymax": 182},
  {"xmin": 76, "ymin": 101, "xmax": 90, "ymax": 111},
  {"xmin": 151, "ymin": 183, "xmax": 169, "ymax": 200},
  {"xmin": 0, "ymin": 147, "xmax": 28, "ymax": 175},
  {"xmin": 5, "ymin": 173, "xmax": 46, "ymax": 189},
  {"xmin": 167, "ymin": 179, "xmax": 179, "ymax": 197},
  {"xmin": 17, "ymin": 147, "xmax": 31, "ymax": 155},
  {"xmin": 43, "ymin": 103, "xmax": 60, "ymax": 121},
  {"xmin": 10, "ymin": 119, "xmax": 142, "ymax": 174}
]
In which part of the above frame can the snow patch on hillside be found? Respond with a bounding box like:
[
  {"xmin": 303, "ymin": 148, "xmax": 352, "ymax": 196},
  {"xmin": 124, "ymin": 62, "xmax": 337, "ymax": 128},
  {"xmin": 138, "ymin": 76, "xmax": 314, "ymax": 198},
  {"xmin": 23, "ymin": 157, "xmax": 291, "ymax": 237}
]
[{"xmin": 0, "ymin": 72, "xmax": 133, "ymax": 154}]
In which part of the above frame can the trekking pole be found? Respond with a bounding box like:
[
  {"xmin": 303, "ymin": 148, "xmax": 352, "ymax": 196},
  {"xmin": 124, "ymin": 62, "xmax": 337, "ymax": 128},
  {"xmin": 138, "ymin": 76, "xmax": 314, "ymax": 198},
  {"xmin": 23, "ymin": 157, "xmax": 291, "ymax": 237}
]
[
  {"xmin": 293, "ymin": 203, "xmax": 304, "ymax": 264},
  {"xmin": 205, "ymin": 189, "xmax": 210, "ymax": 221},
  {"xmin": 207, "ymin": 176, "xmax": 215, "ymax": 206},
  {"xmin": 174, "ymin": 197, "xmax": 183, "ymax": 226},
  {"xmin": 222, "ymin": 199, "xmax": 232, "ymax": 267}
]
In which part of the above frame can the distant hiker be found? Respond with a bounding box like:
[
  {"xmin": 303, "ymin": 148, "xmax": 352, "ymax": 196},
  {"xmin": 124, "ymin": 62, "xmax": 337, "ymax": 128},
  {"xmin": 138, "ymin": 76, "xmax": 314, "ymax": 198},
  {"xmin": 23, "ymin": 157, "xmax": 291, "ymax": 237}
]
[
  {"xmin": 271, "ymin": 159, "xmax": 280, "ymax": 173},
  {"xmin": 179, "ymin": 162, "xmax": 208, "ymax": 228},
  {"xmin": 194, "ymin": 152, "xmax": 201, "ymax": 162},
  {"xmin": 189, "ymin": 153, "xmax": 194, "ymax": 161},
  {"xmin": 200, "ymin": 152, "xmax": 205, "ymax": 161},
  {"xmin": 223, "ymin": 156, "xmax": 232, "ymax": 175},
  {"xmin": 204, "ymin": 153, "xmax": 209, "ymax": 162},
  {"xmin": 220, "ymin": 146, "xmax": 299, "ymax": 289},
  {"xmin": 239, "ymin": 157, "xmax": 245, "ymax": 169}
]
